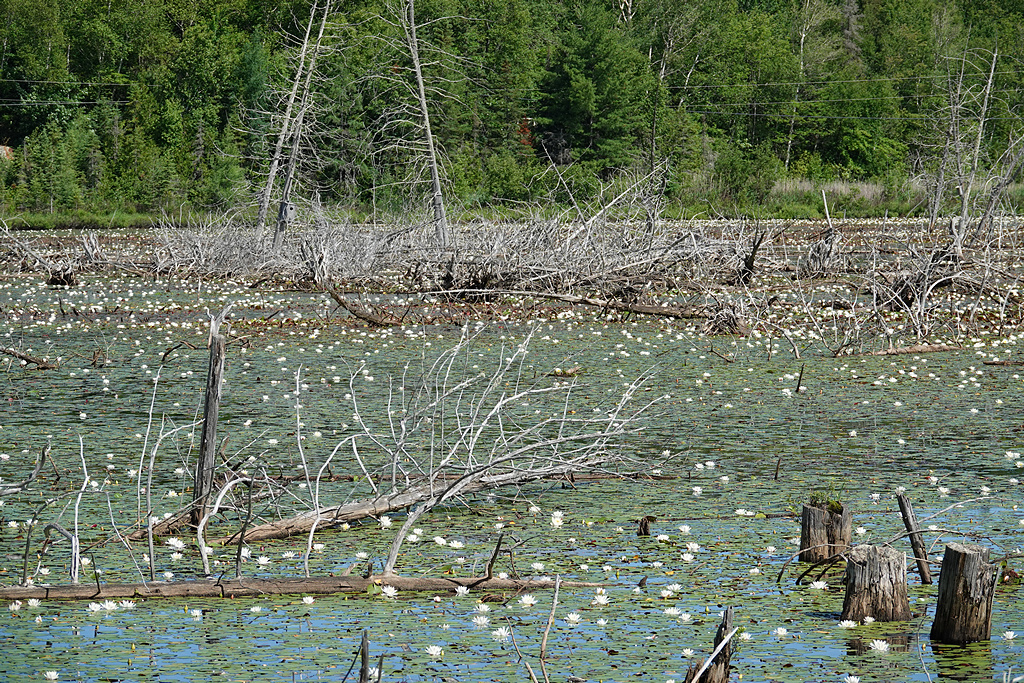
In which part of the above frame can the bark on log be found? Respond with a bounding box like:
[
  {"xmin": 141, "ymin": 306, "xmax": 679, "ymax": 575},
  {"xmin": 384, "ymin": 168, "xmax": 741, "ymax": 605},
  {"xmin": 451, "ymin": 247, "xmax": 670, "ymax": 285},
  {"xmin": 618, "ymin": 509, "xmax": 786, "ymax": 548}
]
[
  {"xmin": 930, "ymin": 542, "xmax": 998, "ymax": 644},
  {"xmin": 0, "ymin": 575, "xmax": 601, "ymax": 602},
  {"xmin": 896, "ymin": 494, "xmax": 932, "ymax": 584},
  {"xmin": 841, "ymin": 544, "xmax": 912, "ymax": 622},
  {"xmin": 799, "ymin": 503, "xmax": 851, "ymax": 563}
]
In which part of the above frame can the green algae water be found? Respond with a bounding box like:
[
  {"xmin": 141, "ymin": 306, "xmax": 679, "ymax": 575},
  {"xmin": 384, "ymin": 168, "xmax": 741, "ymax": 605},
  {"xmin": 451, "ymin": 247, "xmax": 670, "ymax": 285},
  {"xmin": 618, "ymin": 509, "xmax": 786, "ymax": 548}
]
[{"xmin": 1, "ymin": 271, "xmax": 1022, "ymax": 682}]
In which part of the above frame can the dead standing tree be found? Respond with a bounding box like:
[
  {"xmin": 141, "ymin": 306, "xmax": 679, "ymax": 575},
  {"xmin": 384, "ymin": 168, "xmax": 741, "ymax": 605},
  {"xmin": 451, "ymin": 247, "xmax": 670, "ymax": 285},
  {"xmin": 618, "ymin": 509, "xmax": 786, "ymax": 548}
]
[
  {"xmin": 254, "ymin": 0, "xmax": 333, "ymax": 248},
  {"xmin": 364, "ymin": 0, "xmax": 456, "ymax": 247}
]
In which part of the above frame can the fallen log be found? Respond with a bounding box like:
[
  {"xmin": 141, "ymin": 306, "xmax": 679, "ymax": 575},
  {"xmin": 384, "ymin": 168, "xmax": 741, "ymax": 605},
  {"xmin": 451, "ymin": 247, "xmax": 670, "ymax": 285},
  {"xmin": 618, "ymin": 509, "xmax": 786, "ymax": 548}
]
[
  {"xmin": 127, "ymin": 469, "xmax": 674, "ymax": 541},
  {"xmin": 0, "ymin": 575, "xmax": 601, "ymax": 602},
  {"xmin": 0, "ymin": 346, "xmax": 58, "ymax": 370},
  {"xmin": 869, "ymin": 343, "xmax": 960, "ymax": 356},
  {"xmin": 207, "ymin": 480, "xmax": 494, "ymax": 545}
]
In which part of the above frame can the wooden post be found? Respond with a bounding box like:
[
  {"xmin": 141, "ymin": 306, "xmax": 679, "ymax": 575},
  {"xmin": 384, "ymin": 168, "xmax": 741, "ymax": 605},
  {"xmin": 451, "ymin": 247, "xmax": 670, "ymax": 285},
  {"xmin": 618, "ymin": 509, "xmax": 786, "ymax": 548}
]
[
  {"xmin": 896, "ymin": 493, "xmax": 932, "ymax": 584},
  {"xmin": 191, "ymin": 306, "xmax": 231, "ymax": 527},
  {"xmin": 684, "ymin": 606, "xmax": 735, "ymax": 683},
  {"xmin": 841, "ymin": 544, "xmax": 912, "ymax": 622},
  {"xmin": 799, "ymin": 502, "xmax": 851, "ymax": 562},
  {"xmin": 930, "ymin": 543, "xmax": 998, "ymax": 644}
]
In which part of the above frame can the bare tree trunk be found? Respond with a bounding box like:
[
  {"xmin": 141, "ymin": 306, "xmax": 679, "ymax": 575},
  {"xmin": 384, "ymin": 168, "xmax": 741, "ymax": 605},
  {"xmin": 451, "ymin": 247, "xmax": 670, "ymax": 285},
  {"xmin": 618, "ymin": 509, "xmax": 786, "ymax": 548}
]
[
  {"xmin": 256, "ymin": 2, "xmax": 319, "ymax": 233},
  {"xmin": 192, "ymin": 305, "xmax": 232, "ymax": 527},
  {"xmin": 403, "ymin": 0, "xmax": 448, "ymax": 247},
  {"xmin": 953, "ymin": 47, "xmax": 998, "ymax": 260},
  {"xmin": 258, "ymin": 0, "xmax": 332, "ymax": 240}
]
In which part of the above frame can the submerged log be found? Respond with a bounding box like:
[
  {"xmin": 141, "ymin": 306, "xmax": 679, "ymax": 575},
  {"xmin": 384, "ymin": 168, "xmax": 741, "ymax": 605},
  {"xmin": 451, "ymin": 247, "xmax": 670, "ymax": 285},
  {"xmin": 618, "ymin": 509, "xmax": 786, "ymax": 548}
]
[
  {"xmin": 799, "ymin": 502, "xmax": 851, "ymax": 563},
  {"xmin": 930, "ymin": 543, "xmax": 998, "ymax": 644},
  {"xmin": 0, "ymin": 575, "xmax": 601, "ymax": 602},
  {"xmin": 841, "ymin": 544, "xmax": 912, "ymax": 623}
]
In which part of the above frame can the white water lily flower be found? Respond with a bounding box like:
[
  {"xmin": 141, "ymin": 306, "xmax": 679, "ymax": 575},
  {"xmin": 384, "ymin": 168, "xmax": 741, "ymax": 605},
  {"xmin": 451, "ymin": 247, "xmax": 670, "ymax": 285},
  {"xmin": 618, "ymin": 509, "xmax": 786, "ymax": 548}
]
[
  {"xmin": 566, "ymin": 612, "xmax": 582, "ymax": 625},
  {"xmin": 1003, "ymin": 631, "xmax": 1017, "ymax": 640},
  {"xmin": 810, "ymin": 581, "xmax": 828, "ymax": 590},
  {"xmin": 838, "ymin": 620, "xmax": 857, "ymax": 628},
  {"xmin": 302, "ymin": 596, "xmax": 315, "ymax": 605},
  {"xmin": 381, "ymin": 585, "xmax": 399, "ymax": 599},
  {"xmin": 492, "ymin": 626, "xmax": 511, "ymax": 642},
  {"xmin": 519, "ymin": 594, "xmax": 537, "ymax": 607},
  {"xmin": 472, "ymin": 615, "xmax": 490, "ymax": 628},
  {"xmin": 664, "ymin": 607, "xmax": 681, "ymax": 617},
  {"xmin": 773, "ymin": 627, "xmax": 787, "ymax": 636},
  {"xmin": 869, "ymin": 639, "xmax": 889, "ymax": 652},
  {"xmin": 43, "ymin": 672, "xmax": 59, "ymax": 681},
  {"xmin": 425, "ymin": 645, "xmax": 444, "ymax": 659}
]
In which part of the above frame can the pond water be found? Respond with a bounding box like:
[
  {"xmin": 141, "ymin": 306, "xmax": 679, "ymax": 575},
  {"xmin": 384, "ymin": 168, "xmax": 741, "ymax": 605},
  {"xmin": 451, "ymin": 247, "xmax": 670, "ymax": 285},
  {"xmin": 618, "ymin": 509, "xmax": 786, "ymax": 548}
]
[{"xmin": 0, "ymin": 272, "xmax": 1022, "ymax": 682}]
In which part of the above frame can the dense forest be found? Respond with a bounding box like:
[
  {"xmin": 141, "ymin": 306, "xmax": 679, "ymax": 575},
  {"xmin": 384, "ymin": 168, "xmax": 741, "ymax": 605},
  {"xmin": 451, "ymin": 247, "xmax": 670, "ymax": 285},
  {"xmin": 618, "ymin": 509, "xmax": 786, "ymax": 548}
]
[{"xmin": 1, "ymin": 0, "xmax": 1022, "ymax": 222}]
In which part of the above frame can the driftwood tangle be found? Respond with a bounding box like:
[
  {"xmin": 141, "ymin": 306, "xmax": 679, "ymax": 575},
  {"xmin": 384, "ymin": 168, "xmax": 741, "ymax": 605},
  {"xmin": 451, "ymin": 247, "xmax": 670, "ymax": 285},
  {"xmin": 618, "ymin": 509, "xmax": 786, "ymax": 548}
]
[
  {"xmin": 799, "ymin": 502, "xmax": 851, "ymax": 563},
  {"xmin": 841, "ymin": 544, "xmax": 912, "ymax": 622},
  {"xmin": 0, "ymin": 575, "xmax": 601, "ymax": 602},
  {"xmin": 930, "ymin": 542, "xmax": 998, "ymax": 644}
]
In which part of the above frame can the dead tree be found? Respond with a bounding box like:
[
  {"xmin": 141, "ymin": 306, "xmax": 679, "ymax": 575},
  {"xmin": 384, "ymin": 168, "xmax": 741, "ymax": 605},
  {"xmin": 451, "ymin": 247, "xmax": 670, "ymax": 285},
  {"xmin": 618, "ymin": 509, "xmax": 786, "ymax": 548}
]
[
  {"xmin": 204, "ymin": 330, "xmax": 661, "ymax": 569},
  {"xmin": 191, "ymin": 305, "xmax": 232, "ymax": 527},
  {"xmin": 254, "ymin": 0, "xmax": 333, "ymax": 248}
]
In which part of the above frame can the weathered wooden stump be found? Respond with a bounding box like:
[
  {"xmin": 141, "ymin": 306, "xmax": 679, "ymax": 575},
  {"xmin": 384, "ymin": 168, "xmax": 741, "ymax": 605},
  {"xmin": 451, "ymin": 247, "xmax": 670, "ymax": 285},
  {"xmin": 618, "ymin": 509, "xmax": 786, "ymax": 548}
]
[
  {"xmin": 841, "ymin": 544, "xmax": 912, "ymax": 622},
  {"xmin": 930, "ymin": 543, "xmax": 998, "ymax": 644},
  {"xmin": 799, "ymin": 502, "xmax": 851, "ymax": 562},
  {"xmin": 684, "ymin": 606, "xmax": 735, "ymax": 683}
]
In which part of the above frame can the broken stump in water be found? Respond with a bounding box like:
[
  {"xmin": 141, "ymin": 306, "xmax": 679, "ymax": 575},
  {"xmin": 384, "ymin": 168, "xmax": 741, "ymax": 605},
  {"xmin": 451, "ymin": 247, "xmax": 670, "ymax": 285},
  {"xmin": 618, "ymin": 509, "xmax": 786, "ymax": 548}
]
[
  {"xmin": 841, "ymin": 544, "xmax": 912, "ymax": 622},
  {"xmin": 799, "ymin": 501, "xmax": 851, "ymax": 562},
  {"xmin": 930, "ymin": 543, "xmax": 998, "ymax": 644},
  {"xmin": 684, "ymin": 606, "xmax": 736, "ymax": 683}
]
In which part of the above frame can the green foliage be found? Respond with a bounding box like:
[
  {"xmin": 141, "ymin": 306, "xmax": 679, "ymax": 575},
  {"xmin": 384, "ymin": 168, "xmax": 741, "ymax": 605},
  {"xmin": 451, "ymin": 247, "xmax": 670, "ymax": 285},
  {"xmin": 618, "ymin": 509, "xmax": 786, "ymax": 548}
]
[{"xmin": 2, "ymin": 0, "xmax": 1023, "ymax": 220}]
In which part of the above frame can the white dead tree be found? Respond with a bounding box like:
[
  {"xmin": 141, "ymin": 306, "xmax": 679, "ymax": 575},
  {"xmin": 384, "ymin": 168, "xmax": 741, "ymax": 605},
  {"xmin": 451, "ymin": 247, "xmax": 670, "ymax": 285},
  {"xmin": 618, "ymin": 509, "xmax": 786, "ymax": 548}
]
[
  {"xmin": 208, "ymin": 330, "xmax": 664, "ymax": 571},
  {"xmin": 364, "ymin": 0, "xmax": 459, "ymax": 247},
  {"xmin": 254, "ymin": 0, "xmax": 333, "ymax": 248}
]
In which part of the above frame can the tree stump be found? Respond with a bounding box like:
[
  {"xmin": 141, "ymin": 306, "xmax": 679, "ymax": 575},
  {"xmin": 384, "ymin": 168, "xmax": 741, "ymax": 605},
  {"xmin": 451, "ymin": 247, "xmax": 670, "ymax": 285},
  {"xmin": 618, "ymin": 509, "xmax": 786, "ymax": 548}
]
[
  {"xmin": 841, "ymin": 544, "xmax": 912, "ymax": 622},
  {"xmin": 684, "ymin": 606, "xmax": 734, "ymax": 683},
  {"xmin": 930, "ymin": 543, "xmax": 998, "ymax": 644},
  {"xmin": 799, "ymin": 502, "xmax": 851, "ymax": 562}
]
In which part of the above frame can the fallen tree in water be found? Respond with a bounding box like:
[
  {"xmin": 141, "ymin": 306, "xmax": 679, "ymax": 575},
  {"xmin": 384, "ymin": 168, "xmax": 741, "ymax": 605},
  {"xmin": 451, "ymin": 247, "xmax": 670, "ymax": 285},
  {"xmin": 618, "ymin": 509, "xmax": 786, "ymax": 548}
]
[{"xmin": 0, "ymin": 574, "xmax": 601, "ymax": 602}]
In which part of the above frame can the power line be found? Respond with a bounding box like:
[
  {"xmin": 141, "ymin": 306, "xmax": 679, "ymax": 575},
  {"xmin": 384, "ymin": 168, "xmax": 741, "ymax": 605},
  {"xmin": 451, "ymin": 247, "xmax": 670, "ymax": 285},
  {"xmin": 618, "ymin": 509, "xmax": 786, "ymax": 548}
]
[
  {"xmin": 0, "ymin": 77, "xmax": 129, "ymax": 88},
  {"xmin": 0, "ymin": 100, "xmax": 129, "ymax": 106},
  {"xmin": 672, "ymin": 69, "xmax": 1022, "ymax": 91}
]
